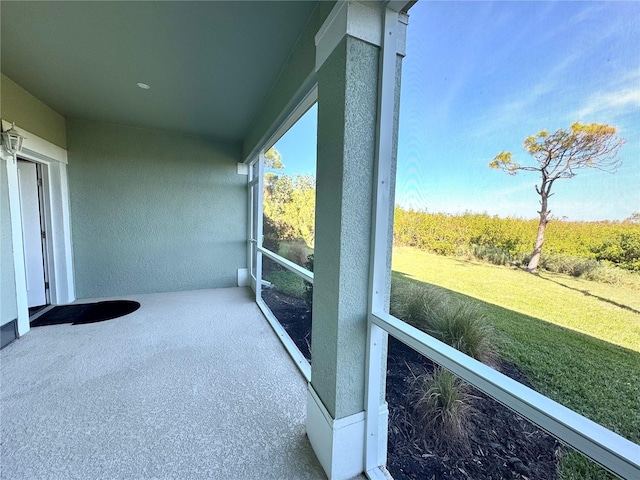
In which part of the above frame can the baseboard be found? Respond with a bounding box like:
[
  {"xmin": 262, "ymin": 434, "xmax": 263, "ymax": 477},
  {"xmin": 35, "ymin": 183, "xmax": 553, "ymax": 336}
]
[
  {"xmin": 375, "ymin": 402, "xmax": 389, "ymax": 467},
  {"xmin": 237, "ymin": 268, "xmax": 249, "ymax": 287},
  {"xmin": 0, "ymin": 319, "xmax": 18, "ymax": 349},
  {"xmin": 306, "ymin": 384, "xmax": 366, "ymax": 480}
]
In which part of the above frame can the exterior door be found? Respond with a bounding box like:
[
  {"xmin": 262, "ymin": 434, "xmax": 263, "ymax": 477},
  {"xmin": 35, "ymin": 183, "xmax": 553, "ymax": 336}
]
[{"xmin": 17, "ymin": 160, "xmax": 47, "ymax": 308}]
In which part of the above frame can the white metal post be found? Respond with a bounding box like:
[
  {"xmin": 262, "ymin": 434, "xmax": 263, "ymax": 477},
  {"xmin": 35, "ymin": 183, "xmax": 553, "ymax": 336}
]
[
  {"xmin": 371, "ymin": 311, "xmax": 640, "ymax": 480},
  {"xmin": 248, "ymin": 163, "xmax": 255, "ymax": 291},
  {"xmin": 365, "ymin": 5, "xmax": 401, "ymax": 477},
  {"xmin": 255, "ymin": 151, "xmax": 265, "ymax": 302}
]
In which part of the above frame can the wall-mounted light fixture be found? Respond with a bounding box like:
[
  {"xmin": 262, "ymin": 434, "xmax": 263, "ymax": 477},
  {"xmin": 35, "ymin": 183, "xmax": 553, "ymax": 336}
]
[{"xmin": 1, "ymin": 123, "xmax": 25, "ymax": 156}]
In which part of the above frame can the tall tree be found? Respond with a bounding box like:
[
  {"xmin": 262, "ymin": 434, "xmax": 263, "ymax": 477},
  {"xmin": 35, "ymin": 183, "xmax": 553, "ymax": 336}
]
[
  {"xmin": 263, "ymin": 147, "xmax": 285, "ymax": 203},
  {"xmin": 490, "ymin": 122, "xmax": 625, "ymax": 272},
  {"xmin": 264, "ymin": 147, "xmax": 283, "ymax": 170}
]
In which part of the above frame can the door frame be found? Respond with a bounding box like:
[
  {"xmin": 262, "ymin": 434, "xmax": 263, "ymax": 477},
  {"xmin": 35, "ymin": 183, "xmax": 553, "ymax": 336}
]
[
  {"xmin": 2, "ymin": 120, "xmax": 75, "ymax": 336},
  {"xmin": 16, "ymin": 159, "xmax": 49, "ymax": 308}
]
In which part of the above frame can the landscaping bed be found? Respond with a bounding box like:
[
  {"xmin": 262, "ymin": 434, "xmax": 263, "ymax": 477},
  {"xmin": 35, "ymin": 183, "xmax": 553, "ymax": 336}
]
[{"xmin": 261, "ymin": 287, "xmax": 560, "ymax": 480}]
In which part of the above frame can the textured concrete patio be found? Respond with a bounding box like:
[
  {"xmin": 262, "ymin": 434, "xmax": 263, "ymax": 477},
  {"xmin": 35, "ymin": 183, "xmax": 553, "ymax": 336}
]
[{"xmin": 1, "ymin": 287, "xmax": 334, "ymax": 479}]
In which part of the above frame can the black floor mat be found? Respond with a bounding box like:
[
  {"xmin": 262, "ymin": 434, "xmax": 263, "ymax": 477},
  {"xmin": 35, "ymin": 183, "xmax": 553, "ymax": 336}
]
[
  {"xmin": 29, "ymin": 305, "xmax": 49, "ymax": 317},
  {"xmin": 30, "ymin": 301, "xmax": 140, "ymax": 327}
]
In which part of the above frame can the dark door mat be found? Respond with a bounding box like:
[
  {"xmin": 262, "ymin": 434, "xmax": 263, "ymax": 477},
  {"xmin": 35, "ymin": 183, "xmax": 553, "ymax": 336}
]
[
  {"xmin": 30, "ymin": 301, "xmax": 141, "ymax": 327},
  {"xmin": 29, "ymin": 305, "xmax": 49, "ymax": 317}
]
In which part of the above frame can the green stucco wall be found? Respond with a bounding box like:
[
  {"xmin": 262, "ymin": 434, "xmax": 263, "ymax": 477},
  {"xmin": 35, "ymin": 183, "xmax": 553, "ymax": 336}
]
[
  {"xmin": 242, "ymin": 2, "xmax": 335, "ymax": 159},
  {"xmin": 1, "ymin": 74, "xmax": 67, "ymax": 149},
  {"xmin": 311, "ymin": 37, "xmax": 379, "ymax": 419},
  {"xmin": 1, "ymin": 157, "xmax": 17, "ymax": 326},
  {"xmin": 67, "ymin": 119, "xmax": 245, "ymax": 299}
]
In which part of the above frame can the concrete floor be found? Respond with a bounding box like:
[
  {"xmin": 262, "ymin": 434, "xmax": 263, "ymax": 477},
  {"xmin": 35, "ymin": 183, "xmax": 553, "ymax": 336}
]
[{"xmin": 1, "ymin": 288, "xmax": 335, "ymax": 479}]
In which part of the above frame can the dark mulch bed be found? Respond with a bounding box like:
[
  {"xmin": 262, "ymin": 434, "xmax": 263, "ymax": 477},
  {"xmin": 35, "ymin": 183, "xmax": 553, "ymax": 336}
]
[
  {"xmin": 263, "ymin": 287, "xmax": 313, "ymax": 362},
  {"xmin": 262, "ymin": 287, "xmax": 561, "ymax": 480}
]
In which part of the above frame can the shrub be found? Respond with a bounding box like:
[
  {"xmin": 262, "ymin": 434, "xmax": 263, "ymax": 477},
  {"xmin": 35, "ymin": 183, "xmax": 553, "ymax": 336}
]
[
  {"xmin": 458, "ymin": 244, "xmax": 514, "ymax": 266},
  {"xmin": 423, "ymin": 300, "xmax": 497, "ymax": 365},
  {"xmin": 390, "ymin": 278, "xmax": 444, "ymax": 326},
  {"xmin": 592, "ymin": 232, "xmax": 640, "ymax": 272},
  {"xmin": 580, "ymin": 262, "xmax": 624, "ymax": 285},
  {"xmin": 262, "ymin": 214, "xmax": 281, "ymax": 256},
  {"xmin": 303, "ymin": 254, "xmax": 314, "ymax": 307},
  {"xmin": 263, "ymin": 173, "xmax": 316, "ymax": 246},
  {"xmin": 287, "ymin": 239, "xmax": 309, "ymax": 267},
  {"xmin": 393, "ymin": 207, "xmax": 640, "ymax": 274},
  {"xmin": 539, "ymin": 254, "xmax": 600, "ymax": 278},
  {"xmin": 390, "ymin": 278, "xmax": 497, "ymax": 365},
  {"xmin": 410, "ymin": 367, "xmax": 475, "ymax": 453},
  {"xmin": 537, "ymin": 253, "xmax": 632, "ymax": 286},
  {"xmin": 262, "ymin": 256, "xmax": 281, "ymax": 276},
  {"xmin": 534, "ymin": 252, "xmax": 640, "ymax": 287}
]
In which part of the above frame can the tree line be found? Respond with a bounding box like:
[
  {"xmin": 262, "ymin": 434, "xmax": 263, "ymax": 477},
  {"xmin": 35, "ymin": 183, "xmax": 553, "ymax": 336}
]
[
  {"xmin": 263, "ymin": 171, "xmax": 640, "ymax": 273},
  {"xmin": 262, "ymin": 120, "xmax": 635, "ymax": 275},
  {"xmin": 394, "ymin": 208, "xmax": 640, "ymax": 272}
]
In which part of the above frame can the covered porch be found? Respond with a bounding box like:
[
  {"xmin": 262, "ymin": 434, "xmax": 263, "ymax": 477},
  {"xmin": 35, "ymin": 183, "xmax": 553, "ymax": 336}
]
[
  {"xmin": 1, "ymin": 4, "xmax": 410, "ymax": 477},
  {"xmin": 2, "ymin": 1, "xmax": 638, "ymax": 479},
  {"xmin": 1, "ymin": 287, "xmax": 342, "ymax": 479}
]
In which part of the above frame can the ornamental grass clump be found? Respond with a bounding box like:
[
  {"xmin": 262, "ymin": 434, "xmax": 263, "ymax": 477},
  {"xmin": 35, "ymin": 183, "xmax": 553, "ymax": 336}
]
[
  {"xmin": 390, "ymin": 278, "xmax": 496, "ymax": 450},
  {"xmin": 389, "ymin": 278, "xmax": 444, "ymax": 326},
  {"xmin": 390, "ymin": 278, "xmax": 497, "ymax": 366},
  {"xmin": 410, "ymin": 367, "xmax": 475, "ymax": 453},
  {"xmin": 422, "ymin": 300, "xmax": 497, "ymax": 366}
]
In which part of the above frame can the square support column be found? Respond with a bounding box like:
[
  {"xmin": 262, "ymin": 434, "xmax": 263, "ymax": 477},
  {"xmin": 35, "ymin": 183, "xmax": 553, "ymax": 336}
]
[{"xmin": 306, "ymin": 2, "xmax": 408, "ymax": 479}]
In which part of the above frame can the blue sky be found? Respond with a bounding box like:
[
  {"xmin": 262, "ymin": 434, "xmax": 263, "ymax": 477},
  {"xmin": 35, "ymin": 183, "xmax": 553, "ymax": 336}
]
[
  {"xmin": 274, "ymin": 1, "xmax": 639, "ymax": 221},
  {"xmin": 271, "ymin": 103, "xmax": 317, "ymax": 177},
  {"xmin": 397, "ymin": 0, "xmax": 639, "ymax": 221}
]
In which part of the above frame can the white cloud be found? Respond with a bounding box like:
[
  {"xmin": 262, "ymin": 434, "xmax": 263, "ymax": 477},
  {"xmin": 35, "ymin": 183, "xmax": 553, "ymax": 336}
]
[
  {"xmin": 472, "ymin": 4, "xmax": 639, "ymax": 137},
  {"xmin": 473, "ymin": 47, "xmax": 590, "ymax": 138},
  {"xmin": 573, "ymin": 72, "xmax": 640, "ymax": 121}
]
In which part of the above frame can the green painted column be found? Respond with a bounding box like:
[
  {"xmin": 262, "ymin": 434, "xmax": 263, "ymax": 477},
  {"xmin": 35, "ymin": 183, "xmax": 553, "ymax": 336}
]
[
  {"xmin": 306, "ymin": 33, "xmax": 379, "ymax": 479},
  {"xmin": 312, "ymin": 34, "xmax": 379, "ymax": 421},
  {"xmin": 305, "ymin": 3, "xmax": 409, "ymax": 478}
]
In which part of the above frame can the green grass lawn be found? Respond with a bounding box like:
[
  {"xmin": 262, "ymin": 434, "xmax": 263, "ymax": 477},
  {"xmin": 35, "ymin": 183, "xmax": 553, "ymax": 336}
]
[
  {"xmin": 392, "ymin": 246, "xmax": 640, "ymax": 479},
  {"xmin": 262, "ymin": 240, "xmax": 313, "ymax": 298},
  {"xmin": 264, "ymin": 269, "xmax": 307, "ymax": 297}
]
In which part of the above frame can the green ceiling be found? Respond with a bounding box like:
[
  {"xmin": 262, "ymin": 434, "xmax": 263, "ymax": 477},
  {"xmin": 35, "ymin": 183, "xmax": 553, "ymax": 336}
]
[{"xmin": 1, "ymin": 1, "xmax": 319, "ymax": 141}]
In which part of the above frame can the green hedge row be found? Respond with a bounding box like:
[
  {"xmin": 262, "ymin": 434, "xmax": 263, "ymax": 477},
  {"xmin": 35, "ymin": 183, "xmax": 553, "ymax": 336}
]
[{"xmin": 393, "ymin": 208, "xmax": 640, "ymax": 272}]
